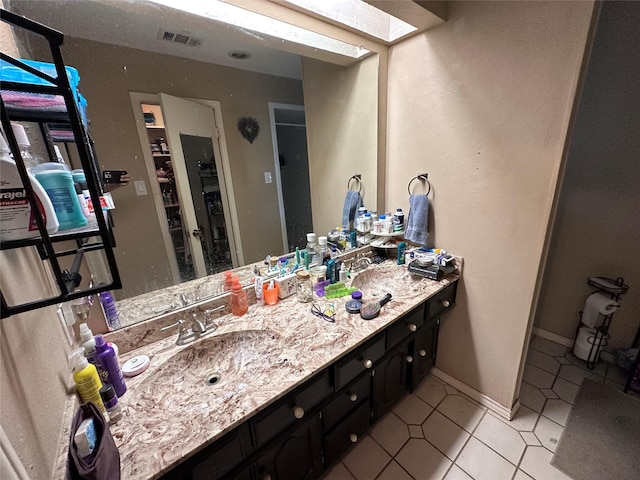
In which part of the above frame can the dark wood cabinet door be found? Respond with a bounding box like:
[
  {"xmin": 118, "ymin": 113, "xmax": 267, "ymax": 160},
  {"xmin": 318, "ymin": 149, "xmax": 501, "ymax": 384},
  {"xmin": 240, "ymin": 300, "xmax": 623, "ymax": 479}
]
[
  {"xmin": 253, "ymin": 414, "xmax": 323, "ymax": 480},
  {"xmin": 161, "ymin": 424, "xmax": 253, "ymax": 480},
  {"xmin": 372, "ymin": 341, "xmax": 410, "ymax": 421},
  {"xmin": 410, "ymin": 318, "xmax": 439, "ymax": 391},
  {"xmin": 323, "ymin": 401, "xmax": 371, "ymax": 466}
]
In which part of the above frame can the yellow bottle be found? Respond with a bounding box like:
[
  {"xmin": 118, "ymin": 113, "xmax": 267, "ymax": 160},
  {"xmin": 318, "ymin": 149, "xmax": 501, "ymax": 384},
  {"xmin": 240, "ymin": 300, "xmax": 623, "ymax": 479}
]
[{"xmin": 69, "ymin": 348, "xmax": 105, "ymax": 413}]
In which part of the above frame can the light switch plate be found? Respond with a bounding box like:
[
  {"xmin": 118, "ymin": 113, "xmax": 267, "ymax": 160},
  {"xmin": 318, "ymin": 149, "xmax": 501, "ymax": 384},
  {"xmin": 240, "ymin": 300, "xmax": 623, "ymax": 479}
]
[
  {"xmin": 264, "ymin": 172, "xmax": 272, "ymax": 184},
  {"xmin": 134, "ymin": 180, "xmax": 147, "ymax": 196}
]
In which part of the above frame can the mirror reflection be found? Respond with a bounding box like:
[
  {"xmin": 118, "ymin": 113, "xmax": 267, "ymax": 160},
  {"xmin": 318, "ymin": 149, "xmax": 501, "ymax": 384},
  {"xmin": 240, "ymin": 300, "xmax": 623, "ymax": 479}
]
[{"xmin": 6, "ymin": 0, "xmax": 380, "ymax": 328}]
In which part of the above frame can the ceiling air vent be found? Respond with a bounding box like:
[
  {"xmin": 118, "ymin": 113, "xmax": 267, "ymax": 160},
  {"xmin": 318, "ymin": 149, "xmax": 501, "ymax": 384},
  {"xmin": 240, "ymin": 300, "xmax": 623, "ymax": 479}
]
[{"xmin": 158, "ymin": 29, "xmax": 203, "ymax": 47}]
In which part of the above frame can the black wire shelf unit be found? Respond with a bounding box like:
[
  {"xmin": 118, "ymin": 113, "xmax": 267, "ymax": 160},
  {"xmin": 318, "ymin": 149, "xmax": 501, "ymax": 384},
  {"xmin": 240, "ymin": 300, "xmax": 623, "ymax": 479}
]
[{"xmin": 0, "ymin": 9, "xmax": 121, "ymax": 318}]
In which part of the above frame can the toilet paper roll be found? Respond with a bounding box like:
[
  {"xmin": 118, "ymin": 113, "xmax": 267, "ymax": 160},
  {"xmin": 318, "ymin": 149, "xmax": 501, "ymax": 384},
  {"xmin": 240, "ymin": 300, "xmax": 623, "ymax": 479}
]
[
  {"xmin": 574, "ymin": 326, "xmax": 607, "ymax": 362},
  {"xmin": 582, "ymin": 292, "xmax": 620, "ymax": 328}
]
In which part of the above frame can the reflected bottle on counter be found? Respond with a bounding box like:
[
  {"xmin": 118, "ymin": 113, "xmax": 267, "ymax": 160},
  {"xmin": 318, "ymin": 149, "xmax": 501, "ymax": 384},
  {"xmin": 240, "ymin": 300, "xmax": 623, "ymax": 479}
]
[{"xmin": 230, "ymin": 280, "xmax": 248, "ymax": 316}]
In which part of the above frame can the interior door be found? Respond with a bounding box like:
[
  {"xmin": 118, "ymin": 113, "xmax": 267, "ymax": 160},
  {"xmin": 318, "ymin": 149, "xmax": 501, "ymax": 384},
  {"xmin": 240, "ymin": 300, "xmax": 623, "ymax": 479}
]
[{"xmin": 159, "ymin": 93, "xmax": 222, "ymax": 278}]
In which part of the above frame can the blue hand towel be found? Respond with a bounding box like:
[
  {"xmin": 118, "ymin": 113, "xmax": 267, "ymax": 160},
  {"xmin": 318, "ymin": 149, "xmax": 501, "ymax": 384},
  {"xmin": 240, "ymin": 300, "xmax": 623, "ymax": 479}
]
[
  {"xmin": 342, "ymin": 190, "xmax": 361, "ymax": 229},
  {"xmin": 405, "ymin": 194, "xmax": 429, "ymax": 245}
]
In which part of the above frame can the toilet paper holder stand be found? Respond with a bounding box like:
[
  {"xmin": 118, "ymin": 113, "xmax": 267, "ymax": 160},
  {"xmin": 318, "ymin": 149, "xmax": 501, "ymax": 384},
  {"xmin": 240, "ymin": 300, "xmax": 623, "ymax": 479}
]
[{"xmin": 573, "ymin": 276, "xmax": 629, "ymax": 370}]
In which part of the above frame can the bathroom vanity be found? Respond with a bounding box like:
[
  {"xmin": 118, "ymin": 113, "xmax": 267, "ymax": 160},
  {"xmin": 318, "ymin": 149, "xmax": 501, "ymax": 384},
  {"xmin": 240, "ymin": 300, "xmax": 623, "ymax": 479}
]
[{"xmin": 55, "ymin": 262, "xmax": 459, "ymax": 480}]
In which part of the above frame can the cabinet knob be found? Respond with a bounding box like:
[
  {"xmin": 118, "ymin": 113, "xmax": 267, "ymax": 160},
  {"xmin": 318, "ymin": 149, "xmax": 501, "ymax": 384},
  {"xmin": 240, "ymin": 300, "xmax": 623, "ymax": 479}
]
[
  {"xmin": 363, "ymin": 359, "xmax": 373, "ymax": 369},
  {"xmin": 292, "ymin": 406, "xmax": 305, "ymax": 419},
  {"xmin": 442, "ymin": 300, "xmax": 450, "ymax": 308},
  {"xmin": 406, "ymin": 356, "xmax": 413, "ymax": 363},
  {"xmin": 408, "ymin": 323, "xmax": 417, "ymax": 332},
  {"xmin": 419, "ymin": 349, "xmax": 427, "ymax": 357},
  {"xmin": 349, "ymin": 393, "xmax": 358, "ymax": 402},
  {"xmin": 349, "ymin": 434, "xmax": 358, "ymax": 443}
]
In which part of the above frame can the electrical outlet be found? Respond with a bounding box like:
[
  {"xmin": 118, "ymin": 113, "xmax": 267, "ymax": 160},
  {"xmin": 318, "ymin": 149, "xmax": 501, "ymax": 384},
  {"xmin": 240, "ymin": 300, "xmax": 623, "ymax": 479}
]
[{"xmin": 264, "ymin": 172, "xmax": 272, "ymax": 184}]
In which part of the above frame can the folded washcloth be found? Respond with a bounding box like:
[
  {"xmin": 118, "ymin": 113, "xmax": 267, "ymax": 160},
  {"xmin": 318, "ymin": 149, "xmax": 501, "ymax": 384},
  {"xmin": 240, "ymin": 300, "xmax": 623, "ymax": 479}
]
[
  {"xmin": 342, "ymin": 190, "xmax": 362, "ymax": 229},
  {"xmin": 405, "ymin": 194, "xmax": 429, "ymax": 245}
]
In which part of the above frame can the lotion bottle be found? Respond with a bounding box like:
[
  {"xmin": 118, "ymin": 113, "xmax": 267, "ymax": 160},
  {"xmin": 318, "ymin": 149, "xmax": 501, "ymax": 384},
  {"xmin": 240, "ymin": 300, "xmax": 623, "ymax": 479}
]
[
  {"xmin": 69, "ymin": 348, "xmax": 105, "ymax": 413},
  {"xmin": 94, "ymin": 334, "xmax": 127, "ymax": 397}
]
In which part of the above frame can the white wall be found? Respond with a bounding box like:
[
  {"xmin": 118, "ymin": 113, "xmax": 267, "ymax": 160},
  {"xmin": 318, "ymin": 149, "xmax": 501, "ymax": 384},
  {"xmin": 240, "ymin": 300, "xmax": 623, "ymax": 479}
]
[
  {"xmin": 534, "ymin": 1, "xmax": 640, "ymax": 350},
  {"xmin": 386, "ymin": 1, "xmax": 594, "ymax": 408}
]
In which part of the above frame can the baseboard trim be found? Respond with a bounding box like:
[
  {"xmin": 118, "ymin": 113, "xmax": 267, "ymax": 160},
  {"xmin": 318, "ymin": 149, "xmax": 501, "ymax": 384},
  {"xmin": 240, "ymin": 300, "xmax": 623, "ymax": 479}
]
[
  {"xmin": 532, "ymin": 327, "xmax": 574, "ymax": 348},
  {"xmin": 431, "ymin": 368, "xmax": 518, "ymax": 420}
]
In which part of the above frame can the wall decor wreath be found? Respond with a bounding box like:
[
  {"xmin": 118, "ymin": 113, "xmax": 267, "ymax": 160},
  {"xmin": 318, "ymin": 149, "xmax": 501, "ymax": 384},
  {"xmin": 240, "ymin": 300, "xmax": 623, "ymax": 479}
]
[{"xmin": 237, "ymin": 116, "xmax": 260, "ymax": 144}]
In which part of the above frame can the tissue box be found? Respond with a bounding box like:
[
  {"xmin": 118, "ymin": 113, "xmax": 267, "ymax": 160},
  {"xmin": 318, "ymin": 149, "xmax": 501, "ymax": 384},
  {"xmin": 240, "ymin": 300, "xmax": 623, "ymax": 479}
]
[
  {"xmin": 275, "ymin": 273, "xmax": 297, "ymax": 299},
  {"xmin": 74, "ymin": 418, "xmax": 97, "ymax": 458}
]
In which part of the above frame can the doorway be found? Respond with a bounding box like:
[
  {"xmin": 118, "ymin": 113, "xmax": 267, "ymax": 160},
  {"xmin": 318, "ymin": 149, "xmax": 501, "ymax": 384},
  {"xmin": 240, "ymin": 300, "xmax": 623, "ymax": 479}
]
[
  {"xmin": 130, "ymin": 92, "xmax": 240, "ymax": 284},
  {"xmin": 269, "ymin": 103, "xmax": 313, "ymax": 253}
]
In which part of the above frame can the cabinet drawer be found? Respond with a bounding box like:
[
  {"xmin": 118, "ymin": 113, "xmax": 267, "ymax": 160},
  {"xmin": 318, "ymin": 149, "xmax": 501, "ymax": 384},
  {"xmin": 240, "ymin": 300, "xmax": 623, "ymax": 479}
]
[
  {"xmin": 335, "ymin": 334, "xmax": 386, "ymax": 390},
  {"xmin": 252, "ymin": 370, "xmax": 332, "ymax": 448},
  {"xmin": 323, "ymin": 373, "xmax": 370, "ymax": 431},
  {"xmin": 426, "ymin": 282, "xmax": 456, "ymax": 319},
  {"xmin": 323, "ymin": 401, "xmax": 371, "ymax": 466},
  {"xmin": 387, "ymin": 303, "xmax": 425, "ymax": 349}
]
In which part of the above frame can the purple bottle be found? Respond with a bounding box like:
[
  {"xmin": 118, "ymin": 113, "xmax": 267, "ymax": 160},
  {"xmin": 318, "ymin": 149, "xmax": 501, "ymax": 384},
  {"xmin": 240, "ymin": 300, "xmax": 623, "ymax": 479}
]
[{"xmin": 94, "ymin": 334, "xmax": 127, "ymax": 397}]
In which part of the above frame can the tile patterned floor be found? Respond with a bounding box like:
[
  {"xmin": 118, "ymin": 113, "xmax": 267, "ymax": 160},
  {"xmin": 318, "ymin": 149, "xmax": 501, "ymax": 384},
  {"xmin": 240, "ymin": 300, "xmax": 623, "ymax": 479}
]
[{"xmin": 323, "ymin": 335, "xmax": 635, "ymax": 480}]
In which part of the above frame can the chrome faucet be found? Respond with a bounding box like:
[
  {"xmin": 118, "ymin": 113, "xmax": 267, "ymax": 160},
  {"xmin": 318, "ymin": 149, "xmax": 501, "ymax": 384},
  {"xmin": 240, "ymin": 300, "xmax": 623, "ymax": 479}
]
[
  {"xmin": 190, "ymin": 313, "xmax": 207, "ymax": 334},
  {"xmin": 351, "ymin": 253, "xmax": 372, "ymax": 273},
  {"xmin": 160, "ymin": 306, "xmax": 225, "ymax": 345}
]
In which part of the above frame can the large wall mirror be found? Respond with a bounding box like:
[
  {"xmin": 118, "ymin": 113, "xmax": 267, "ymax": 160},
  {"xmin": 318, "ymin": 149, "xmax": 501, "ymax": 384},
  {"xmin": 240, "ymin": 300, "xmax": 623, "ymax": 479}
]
[{"xmin": 5, "ymin": 0, "xmax": 384, "ymax": 328}]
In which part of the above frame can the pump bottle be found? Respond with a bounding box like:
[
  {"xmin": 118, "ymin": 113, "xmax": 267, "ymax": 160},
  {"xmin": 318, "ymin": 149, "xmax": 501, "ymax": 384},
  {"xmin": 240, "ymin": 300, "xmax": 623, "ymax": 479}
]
[
  {"xmin": 69, "ymin": 348, "xmax": 105, "ymax": 413},
  {"xmin": 11, "ymin": 123, "xmax": 42, "ymax": 172},
  {"xmin": 78, "ymin": 323, "xmax": 96, "ymax": 364}
]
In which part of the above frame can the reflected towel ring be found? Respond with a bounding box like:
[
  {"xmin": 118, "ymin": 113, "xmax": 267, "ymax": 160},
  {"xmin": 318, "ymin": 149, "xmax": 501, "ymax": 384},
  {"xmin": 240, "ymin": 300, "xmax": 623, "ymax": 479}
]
[
  {"xmin": 408, "ymin": 173, "xmax": 431, "ymax": 196},
  {"xmin": 347, "ymin": 174, "xmax": 362, "ymax": 193}
]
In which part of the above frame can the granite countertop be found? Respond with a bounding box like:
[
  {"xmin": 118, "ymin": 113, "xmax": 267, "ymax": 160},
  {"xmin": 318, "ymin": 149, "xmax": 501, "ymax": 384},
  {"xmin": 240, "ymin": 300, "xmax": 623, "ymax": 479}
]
[{"xmin": 56, "ymin": 261, "xmax": 460, "ymax": 479}]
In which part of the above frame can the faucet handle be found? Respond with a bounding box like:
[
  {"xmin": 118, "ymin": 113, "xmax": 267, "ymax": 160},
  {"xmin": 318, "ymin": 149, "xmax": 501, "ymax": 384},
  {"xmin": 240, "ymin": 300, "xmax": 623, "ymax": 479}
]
[
  {"xmin": 160, "ymin": 319, "xmax": 186, "ymax": 332},
  {"xmin": 203, "ymin": 305, "xmax": 225, "ymax": 328}
]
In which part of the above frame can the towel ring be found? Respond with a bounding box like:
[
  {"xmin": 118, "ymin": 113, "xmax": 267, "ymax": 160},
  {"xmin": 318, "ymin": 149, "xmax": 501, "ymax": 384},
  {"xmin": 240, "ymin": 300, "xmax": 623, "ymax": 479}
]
[
  {"xmin": 347, "ymin": 174, "xmax": 362, "ymax": 193},
  {"xmin": 407, "ymin": 173, "xmax": 431, "ymax": 196}
]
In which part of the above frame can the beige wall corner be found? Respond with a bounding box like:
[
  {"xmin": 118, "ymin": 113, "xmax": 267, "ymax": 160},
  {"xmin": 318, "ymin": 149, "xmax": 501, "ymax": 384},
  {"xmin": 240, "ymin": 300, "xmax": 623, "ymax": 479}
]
[
  {"xmin": 386, "ymin": 0, "xmax": 594, "ymax": 408},
  {"xmin": 366, "ymin": 0, "xmax": 447, "ymax": 31},
  {"xmin": 534, "ymin": 1, "xmax": 640, "ymax": 352},
  {"xmin": 302, "ymin": 55, "xmax": 379, "ymax": 235}
]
